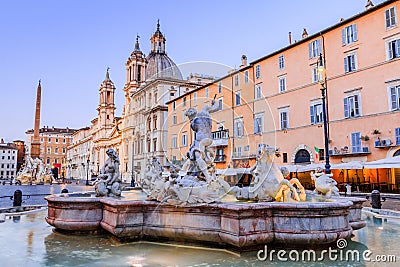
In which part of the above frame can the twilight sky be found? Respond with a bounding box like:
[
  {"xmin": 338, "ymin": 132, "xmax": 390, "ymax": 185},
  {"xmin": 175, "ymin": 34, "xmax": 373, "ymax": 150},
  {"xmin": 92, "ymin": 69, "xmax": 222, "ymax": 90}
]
[{"xmin": 0, "ymin": 0, "xmax": 385, "ymax": 142}]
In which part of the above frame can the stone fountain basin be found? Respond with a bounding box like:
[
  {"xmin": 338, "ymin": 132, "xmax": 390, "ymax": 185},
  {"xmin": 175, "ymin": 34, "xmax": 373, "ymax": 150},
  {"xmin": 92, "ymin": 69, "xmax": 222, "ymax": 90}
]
[{"xmin": 45, "ymin": 194, "xmax": 366, "ymax": 250}]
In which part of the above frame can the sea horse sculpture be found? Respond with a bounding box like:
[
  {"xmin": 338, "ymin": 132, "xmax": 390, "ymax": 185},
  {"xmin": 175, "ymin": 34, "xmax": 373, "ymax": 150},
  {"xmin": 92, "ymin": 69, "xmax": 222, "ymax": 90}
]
[{"xmin": 232, "ymin": 145, "xmax": 306, "ymax": 202}]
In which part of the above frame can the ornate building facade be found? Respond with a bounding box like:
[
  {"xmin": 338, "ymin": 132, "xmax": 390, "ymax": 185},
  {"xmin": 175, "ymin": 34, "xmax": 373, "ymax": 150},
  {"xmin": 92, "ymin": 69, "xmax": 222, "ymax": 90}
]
[{"xmin": 67, "ymin": 22, "xmax": 210, "ymax": 182}]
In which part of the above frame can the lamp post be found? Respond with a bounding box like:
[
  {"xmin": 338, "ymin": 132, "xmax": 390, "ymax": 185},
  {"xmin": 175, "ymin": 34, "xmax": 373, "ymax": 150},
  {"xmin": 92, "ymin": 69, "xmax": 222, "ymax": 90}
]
[
  {"xmin": 131, "ymin": 135, "xmax": 135, "ymax": 187},
  {"xmin": 86, "ymin": 155, "xmax": 90, "ymax": 186},
  {"xmin": 317, "ymin": 53, "xmax": 331, "ymax": 174}
]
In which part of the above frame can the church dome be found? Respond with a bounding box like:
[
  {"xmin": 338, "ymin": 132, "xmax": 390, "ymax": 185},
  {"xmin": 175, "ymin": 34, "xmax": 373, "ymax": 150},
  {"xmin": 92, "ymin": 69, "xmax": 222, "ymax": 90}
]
[
  {"xmin": 146, "ymin": 53, "xmax": 183, "ymax": 80},
  {"xmin": 145, "ymin": 21, "xmax": 183, "ymax": 80}
]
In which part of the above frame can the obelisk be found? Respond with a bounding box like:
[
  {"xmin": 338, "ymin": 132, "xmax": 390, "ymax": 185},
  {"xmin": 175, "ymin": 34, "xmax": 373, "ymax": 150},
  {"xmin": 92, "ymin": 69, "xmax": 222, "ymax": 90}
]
[{"xmin": 30, "ymin": 80, "xmax": 41, "ymax": 159}]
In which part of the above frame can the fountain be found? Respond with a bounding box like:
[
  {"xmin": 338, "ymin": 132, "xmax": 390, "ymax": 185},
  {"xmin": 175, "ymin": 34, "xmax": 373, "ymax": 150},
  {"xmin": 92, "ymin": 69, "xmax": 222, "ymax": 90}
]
[
  {"xmin": 14, "ymin": 153, "xmax": 54, "ymax": 185},
  {"xmin": 45, "ymin": 99, "xmax": 366, "ymax": 251}
]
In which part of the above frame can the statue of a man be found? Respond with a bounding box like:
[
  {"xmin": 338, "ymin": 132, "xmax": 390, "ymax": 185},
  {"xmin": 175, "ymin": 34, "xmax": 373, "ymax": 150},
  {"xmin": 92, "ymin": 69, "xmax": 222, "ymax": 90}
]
[
  {"xmin": 182, "ymin": 98, "xmax": 219, "ymax": 181},
  {"xmin": 95, "ymin": 148, "xmax": 121, "ymax": 197}
]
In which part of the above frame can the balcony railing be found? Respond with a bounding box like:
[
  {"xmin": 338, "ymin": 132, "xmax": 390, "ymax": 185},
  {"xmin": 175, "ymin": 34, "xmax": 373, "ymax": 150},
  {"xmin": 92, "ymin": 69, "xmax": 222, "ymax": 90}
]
[
  {"xmin": 232, "ymin": 152, "xmax": 257, "ymax": 159},
  {"xmin": 212, "ymin": 129, "xmax": 229, "ymax": 140},
  {"xmin": 329, "ymin": 146, "xmax": 371, "ymax": 157},
  {"xmin": 211, "ymin": 129, "xmax": 229, "ymax": 147}
]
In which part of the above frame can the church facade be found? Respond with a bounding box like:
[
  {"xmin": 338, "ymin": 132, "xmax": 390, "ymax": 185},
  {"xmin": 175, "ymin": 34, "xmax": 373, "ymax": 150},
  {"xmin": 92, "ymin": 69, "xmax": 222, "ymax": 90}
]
[{"xmin": 67, "ymin": 22, "xmax": 205, "ymax": 183}]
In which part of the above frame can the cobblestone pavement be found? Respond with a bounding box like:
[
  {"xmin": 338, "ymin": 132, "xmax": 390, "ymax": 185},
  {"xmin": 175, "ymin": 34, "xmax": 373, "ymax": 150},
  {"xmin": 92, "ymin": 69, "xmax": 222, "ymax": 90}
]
[{"xmin": 362, "ymin": 197, "xmax": 400, "ymax": 211}]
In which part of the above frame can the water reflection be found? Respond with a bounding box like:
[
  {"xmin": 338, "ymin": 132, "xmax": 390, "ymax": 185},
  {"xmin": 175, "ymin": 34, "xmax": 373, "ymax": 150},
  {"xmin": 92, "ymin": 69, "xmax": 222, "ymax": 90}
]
[{"xmin": 1, "ymin": 210, "xmax": 400, "ymax": 266}]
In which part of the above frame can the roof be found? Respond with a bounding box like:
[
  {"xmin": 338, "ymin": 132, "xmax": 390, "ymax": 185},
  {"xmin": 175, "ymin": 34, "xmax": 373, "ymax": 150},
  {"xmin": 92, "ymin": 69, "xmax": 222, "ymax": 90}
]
[
  {"xmin": 146, "ymin": 52, "xmax": 183, "ymax": 80},
  {"xmin": 26, "ymin": 127, "xmax": 78, "ymax": 134}
]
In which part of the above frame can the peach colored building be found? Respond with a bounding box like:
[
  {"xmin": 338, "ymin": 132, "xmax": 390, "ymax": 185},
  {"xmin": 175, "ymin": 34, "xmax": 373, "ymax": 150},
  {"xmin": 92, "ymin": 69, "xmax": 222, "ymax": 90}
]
[{"xmin": 167, "ymin": 0, "xmax": 400, "ymax": 191}]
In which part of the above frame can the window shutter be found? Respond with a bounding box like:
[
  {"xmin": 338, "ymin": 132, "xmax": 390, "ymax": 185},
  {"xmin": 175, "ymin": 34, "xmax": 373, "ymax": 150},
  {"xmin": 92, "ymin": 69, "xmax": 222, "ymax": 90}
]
[
  {"xmin": 385, "ymin": 9, "xmax": 390, "ymax": 28},
  {"xmin": 254, "ymin": 118, "xmax": 258, "ymax": 134},
  {"xmin": 388, "ymin": 41, "xmax": 394, "ymax": 59},
  {"xmin": 310, "ymin": 106, "xmax": 316, "ymax": 124},
  {"xmin": 390, "ymin": 86, "xmax": 397, "ymax": 110},
  {"xmin": 353, "ymin": 24, "xmax": 358, "ymax": 41},
  {"xmin": 351, "ymin": 54, "xmax": 356, "ymax": 71},
  {"xmin": 317, "ymin": 39, "xmax": 321, "ymax": 55},
  {"xmin": 308, "ymin": 42, "xmax": 312, "ymax": 58},
  {"xmin": 396, "ymin": 128, "xmax": 400, "ymax": 145},
  {"xmin": 354, "ymin": 95, "xmax": 360, "ymax": 116},
  {"xmin": 396, "ymin": 40, "xmax": 400, "ymax": 58},
  {"xmin": 344, "ymin": 98, "xmax": 349, "ymax": 118},
  {"xmin": 344, "ymin": 57, "xmax": 349, "ymax": 72},
  {"xmin": 341, "ymin": 28, "xmax": 346, "ymax": 45}
]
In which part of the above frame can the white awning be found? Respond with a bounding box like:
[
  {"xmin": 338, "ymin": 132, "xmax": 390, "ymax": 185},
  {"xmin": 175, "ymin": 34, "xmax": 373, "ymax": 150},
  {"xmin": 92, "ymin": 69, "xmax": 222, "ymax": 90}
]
[
  {"xmin": 364, "ymin": 156, "xmax": 400, "ymax": 169},
  {"xmin": 331, "ymin": 161, "xmax": 364, "ymax": 170}
]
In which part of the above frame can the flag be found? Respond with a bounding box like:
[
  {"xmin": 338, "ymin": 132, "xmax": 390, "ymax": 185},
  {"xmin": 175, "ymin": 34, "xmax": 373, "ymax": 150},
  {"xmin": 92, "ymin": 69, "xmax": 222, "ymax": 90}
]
[{"xmin": 314, "ymin": 146, "xmax": 320, "ymax": 160}]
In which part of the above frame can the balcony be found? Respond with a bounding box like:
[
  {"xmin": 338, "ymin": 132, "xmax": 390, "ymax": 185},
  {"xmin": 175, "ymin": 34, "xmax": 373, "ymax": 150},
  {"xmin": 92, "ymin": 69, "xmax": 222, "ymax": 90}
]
[
  {"xmin": 232, "ymin": 152, "xmax": 257, "ymax": 160},
  {"xmin": 374, "ymin": 138, "xmax": 397, "ymax": 148},
  {"xmin": 214, "ymin": 155, "xmax": 226, "ymax": 162},
  {"xmin": 211, "ymin": 129, "xmax": 229, "ymax": 147},
  {"xmin": 329, "ymin": 146, "xmax": 371, "ymax": 157}
]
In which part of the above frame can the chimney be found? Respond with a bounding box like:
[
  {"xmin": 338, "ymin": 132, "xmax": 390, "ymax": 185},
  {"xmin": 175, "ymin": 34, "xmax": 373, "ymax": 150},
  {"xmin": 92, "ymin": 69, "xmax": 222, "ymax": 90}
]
[
  {"xmin": 288, "ymin": 32, "xmax": 292, "ymax": 45},
  {"xmin": 240, "ymin": 55, "xmax": 247, "ymax": 68},
  {"xmin": 302, "ymin": 28, "xmax": 309, "ymax": 39}
]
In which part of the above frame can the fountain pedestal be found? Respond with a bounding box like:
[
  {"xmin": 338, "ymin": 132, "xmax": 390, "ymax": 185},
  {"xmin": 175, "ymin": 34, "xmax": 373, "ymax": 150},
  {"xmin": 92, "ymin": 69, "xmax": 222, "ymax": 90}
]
[{"xmin": 45, "ymin": 195, "xmax": 366, "ymax": 250}]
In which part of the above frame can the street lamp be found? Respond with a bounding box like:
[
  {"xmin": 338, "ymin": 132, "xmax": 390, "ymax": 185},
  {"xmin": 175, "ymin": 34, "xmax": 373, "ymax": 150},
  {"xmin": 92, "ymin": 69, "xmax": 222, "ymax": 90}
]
[
  {"xmin": 131, "ymin": 140, "xmax": 135, "ymax": 187},
  {"xmin": 86, "ymin": 154, "xmax": 90, "ymax": 186},
  {"xmin": 317, "ymin": 53, "xmax": 331, "ymax": 174}
]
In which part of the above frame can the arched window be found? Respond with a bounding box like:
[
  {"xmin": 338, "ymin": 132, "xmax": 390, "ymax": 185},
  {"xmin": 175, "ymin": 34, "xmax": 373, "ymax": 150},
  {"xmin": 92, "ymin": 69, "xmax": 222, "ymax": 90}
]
[{"xmin": 295, "ymin": 149, "xmax": 311, "ymax": 164}]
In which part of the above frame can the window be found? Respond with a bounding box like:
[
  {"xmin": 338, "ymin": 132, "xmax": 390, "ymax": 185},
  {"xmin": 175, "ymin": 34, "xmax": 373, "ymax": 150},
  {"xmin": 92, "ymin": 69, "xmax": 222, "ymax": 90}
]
[
  {"xmin": 193, "ymin": 92, "xmax": 197, "ymax": 102},
  {"xmin": 172, "ymin": 101, "xmax": 176, "ymax": 110},
  {"xmin": 341, "ymin": 24, "xmax": 358, "ymax": 45},
  {"xmin": 254, "ymin": 113, "xmax": 264, "ymax": 134},
  {"xmin": 218, "ymin": 82, "xmax": 222, "ymax": 93},
  {"xmin": 205, "ymin": 87, "xmax": 209, "ymax": 98},
  {"xmin": 351, "ymin": 132, "xmax": 362, "ymax": 153},
  {"xmin": 344, "ymin": 94, "xmax": 361, "ymax": 118},
  {"xmin": 182, "ymin": 132, "xmax": 187, "ymax": 146},
  {"xmin": 153, "ymin": 138, "xmax": 157, "ymax": 152},
  {"xmin": 172, "ymin": 136, "xmax": 177, "ymax": 148},
  {"xmin": 234, "ymin": 119, "xmax": 244, "ymax": 137},
  {"xmin": 235, "ymin": 92, "xmax": 241, "ymax": 106},
  {"xmin": 55, "ymin": 147, "xmax": 58, "ymax": 154},
  {"xmin": 218, "ymin": 98, "xmax": 223, "ymax": 110},
  {"xmin": 278, "ymin": 55, "xmax": 285, "ymax": 70},
  {"xmin": 319, "ymin": 149, "xmax": 325, "ymax": 161},
  {"xmin": 387, "ymin": 39, "xmax": 400, "ymax": 60},
  {"xmin": 182, "ymin": 97, "xmax": 187, "ymax": 107},
  {"xmin": 244, "ymin": 71, "xmax": 249, "ymax": 84},
  {"xmin": 48, "ymin": 138, "xmax": 51, "ymax": 143},
  {"xmin": 54, "ymin": 158, "xmax": 58, "ymax": 164},
  {"xmin": 63, "ymin": 138, "xmax": 66, "ymax": 143},
  {"xmin": 47, "ymin": 147, "xmax": 51, "ymax": 153},
  {"xmin": 46, "ymin": 157, "xmax": 50, "ymax": 164},
  {"xmin": 244, "ymin": 145, "xmax": 249, "ymax": 152},
  {"xmin": 283, "ymin": 153, "xmax": 288, "ymax": 163},
  {"xmin": 344, "ymin": 53, "xmax": 357, "ymax": 73},
  {"xmin": 172, "ymin": 115, "xmax": 177, "ymax": 125},
  {"xmin": 255, "ymin": 84, "xmax": 262, "ymax": 99},
  {"xmin": 255, "ymin": 65, "xmax": 261, "ymax": 79},
  {"xmin": 234, "ymin": 146, "xmax": 242, "ymax": 157},
  {"xmin": 308, "ymin": 39, "xmax": 321, "ymax": 58},
  {"xmin": 197, "ymin": 79, "xmax": 201, "ymax": 85},
  {"xmin": 389, "ymin": 85, "xmax": 400, "ymax": 110},
  {"xmin": 280, "ymin": 110, "xmax": 289, "ymax": 130},
  {"xmin": 310, "ymin": 103, "xmax": 323, "ymax": 124},
  {"xmin": 234, "ymin": 74, "xmax": 239, "ymax": 86},
  {"xmin": 396, "ymin": 128, "xmax": 400, "ymax": 145},
  {"xmin": 385, "ymin": 7, "xmax": 397, "ymax": 28},
  {"xmin": 182, "ymin": 110, "xmax": 186, "ymax": 122},
  {"xmin": 279, "ymin": 76, "xmax": 286, "ymax": 93},
  {"xmin": 312, "ymin": 64, "xmax": 319, "ymax": 83},
  {"xmin": 62, "ymin": 147, "xmax": 66, "ymax": 154},
  {"xmin": 55, "ymin": 138, "xmax": 59, "ymax": 143}
]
